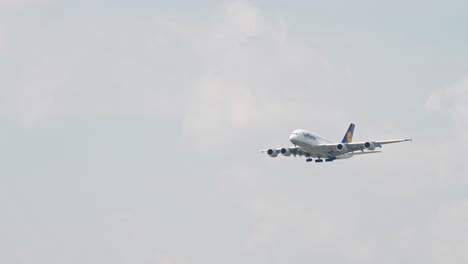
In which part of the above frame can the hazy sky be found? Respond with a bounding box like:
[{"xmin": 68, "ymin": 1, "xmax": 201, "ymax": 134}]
[{"xmin": 1, "ymin": 1, "xmax": 468, "ymax": 263}]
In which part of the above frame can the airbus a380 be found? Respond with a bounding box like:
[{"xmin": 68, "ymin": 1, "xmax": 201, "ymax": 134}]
[{"xmin": 262, "ymin": 123, "xmax": 412, "ymax": 163}]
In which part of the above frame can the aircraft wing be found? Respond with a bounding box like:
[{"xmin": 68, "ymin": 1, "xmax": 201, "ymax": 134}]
[
  {"xmin": 351, "ymin": 151, "xmax": 381, "ymax": 155},
  {"xmin": 322, "ymin": 138, "xmax": 412, "ymax": 154},
  {"xmin": 261, "ymin": 147, "xmax": 314, "ymax": 157},
  {"xmin": 346, "ymin": 138, "xmax": 412, "ymax": 152},
  {"xmin": 262, "ymin": 139, "xmax": 411, "ymax": 159}
]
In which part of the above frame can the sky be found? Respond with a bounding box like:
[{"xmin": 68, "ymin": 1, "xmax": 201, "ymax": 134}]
[{"xmin": 1, "ymin": 0, "xmax": 468, "ymax": 263}]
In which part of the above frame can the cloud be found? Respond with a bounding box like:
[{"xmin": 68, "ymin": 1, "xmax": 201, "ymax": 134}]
[
  {"xmin": 7, "ymin": 57, "xmax": 68, "ymax": 127},
  {"xmin": 0, "ymin": 0, "xmax": 49, "ymax": 9},
  {"xmin": 425, "ymin": 75, "xmax": 468, "ymax": 139},
  {"xmin": 217, "ymin": 164, "xmax": 386, "ymax": 264},
  {"xmin": 2, "ymin": 1, "xmax": 468, "ymax": 264},
  {"xmin": 429, "ymin": 199, "xmax": 468, "ymax": 264},
  {"xmin": 0, "ymin": 3, "xmax": 201, "ymax": 126},
  {"xmin": 182, "ymin": 0, "xmax": 352, "ymax": 150},
  {"xmin": 215, "ymin": 146, "xmax": 468, "ymax": 264},
  {"xmin": 0, "ymin": 0, "xmax": 352, "ymax": 139}
]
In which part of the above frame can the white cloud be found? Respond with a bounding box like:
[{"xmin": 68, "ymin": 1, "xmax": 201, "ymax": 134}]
[
  {"xmin": 9, "ymin": 56, "xmax": 68, "ymax": 127},
  {"xmin": 0, "ymin": 7, "xmax": 194, "ymax": 126},
  {"xmin": 2, "ymin": 1, "xmax": 468, "ymax": 264},
  {"xmin": 182, "ymin": 0, "xmax": 352, "ymax": 150},
  {"xmin": 0, "ymin": 0, "xmax": 352, "ymax": 139},
  {"xmin": 214, "ymin": 145, "xmax": 468, "ymax": 264},
  {"xmin": 425, "ymin": 75, "xmax": 468, "ymax": 139},
  {"xmin": 0, "ymin": 0, "xmax": 357, "ymax": 144},
  {"xmin": 0, "ymin": 0, "xmax": 49, "ymax": 9},
  {"xmin": 217, "ymin": 165, "xmax": 379, "ymax": 264},
  {"xmin": 0, "ymin": 28, "xmax": 5, "ymax": 56},
  {"xmin": 429, "ymin": 199, "xmax": 468, "ymax": 264}
]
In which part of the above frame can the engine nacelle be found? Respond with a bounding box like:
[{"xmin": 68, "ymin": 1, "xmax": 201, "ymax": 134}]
[
  {"xmin": 267, "ymin": 149, "xmax": 279, "ymax": 157},
  {"xmin": 336, "ymin": 143, "xmax": 348, "ymax": 152},
  {"xmin": 364, "ymin": 142, "xmax": 376, "ymax": 150},
  {"xmin": 280, "ymin": 148, "xmax": 292, "ymax": 156}
]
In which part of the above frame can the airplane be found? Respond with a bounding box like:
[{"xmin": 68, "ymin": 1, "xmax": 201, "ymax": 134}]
[{"xmin": 261, "ymin": 123, "xmax": 412, "ymax": 163}]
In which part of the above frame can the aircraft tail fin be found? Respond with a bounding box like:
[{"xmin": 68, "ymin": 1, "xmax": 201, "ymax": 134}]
[{"xmin": 341, "ymin": 123, "xmax": 355, "ymax": 143}]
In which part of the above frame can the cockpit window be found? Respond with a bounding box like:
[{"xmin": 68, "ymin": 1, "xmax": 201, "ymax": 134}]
[{"xmin": 303, "ymin": 133, "xmax": 317, "ymax": 140}]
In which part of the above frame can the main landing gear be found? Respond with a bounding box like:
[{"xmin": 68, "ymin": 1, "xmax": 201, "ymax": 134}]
[
  {"xmin": 306, "ymin": 158, "xmax": 324, "ymax": 163},
  {"xmin": 306, "ymin": 158, "xmax": 335, "ymax": 163}
]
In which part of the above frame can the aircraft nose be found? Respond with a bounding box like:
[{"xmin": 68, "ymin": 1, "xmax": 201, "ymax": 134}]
[{"xmin": 289, "ymin": 133, "xmax": 298, "ymax": 143}]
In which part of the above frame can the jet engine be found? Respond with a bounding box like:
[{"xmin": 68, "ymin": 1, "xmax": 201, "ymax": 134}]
[
  {"xmin": 364, "ymin": 142, "xmax": 376, "ymax": 150},
  {"xmin": 336, "ymin": 143, "xmax": 348, "ymax": 152},
  {"xmin": 267, "ymin": 149, "xmax": 279, "ymax": 157},
  {"xmin": 280, "ymin": 148, "xmax": 292, "ymax": 156}
]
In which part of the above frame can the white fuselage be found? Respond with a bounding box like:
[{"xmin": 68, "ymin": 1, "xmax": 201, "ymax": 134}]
[{"xmin": 289, "ymin": 129, "xmax": 352, "ymax": 159}]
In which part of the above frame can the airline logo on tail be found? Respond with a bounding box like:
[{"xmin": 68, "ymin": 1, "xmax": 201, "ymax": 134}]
[{"xmin": 342, "ymin": 123, "xmax": 355, "ymax": 143}]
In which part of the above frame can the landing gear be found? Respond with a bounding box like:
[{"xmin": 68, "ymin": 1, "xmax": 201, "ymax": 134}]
[
  {"xmin": 306, "ymin": 157, "xmax": 334, "ymax": 163},
  {"xmin": 306, "ymin": 157, "xmax": 335, "ymax": 163}
]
